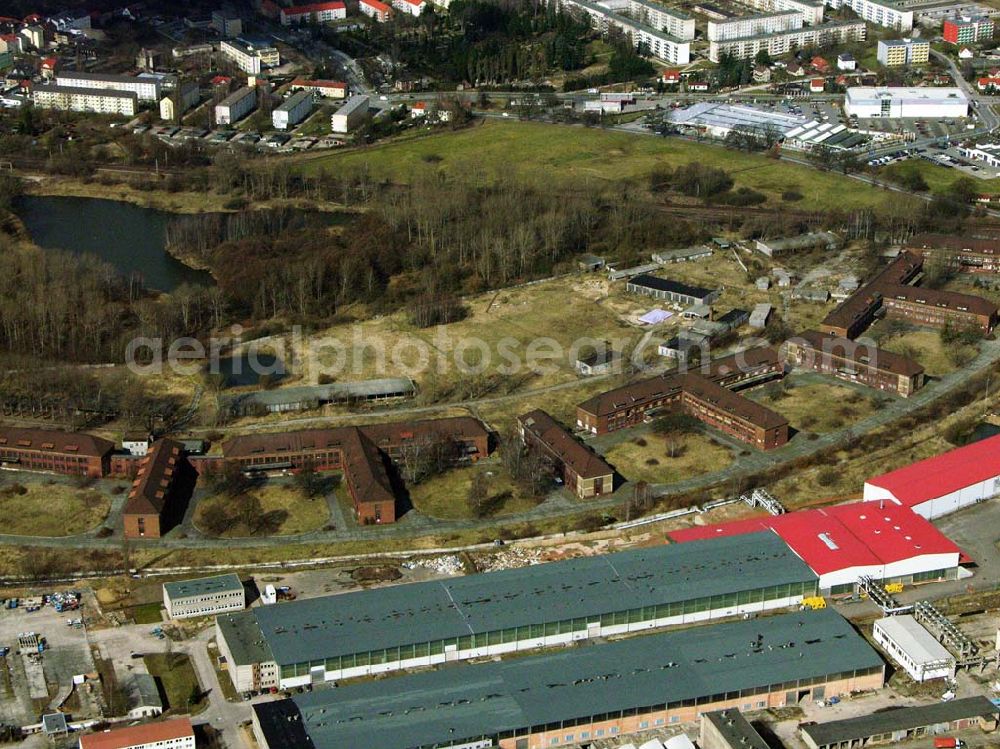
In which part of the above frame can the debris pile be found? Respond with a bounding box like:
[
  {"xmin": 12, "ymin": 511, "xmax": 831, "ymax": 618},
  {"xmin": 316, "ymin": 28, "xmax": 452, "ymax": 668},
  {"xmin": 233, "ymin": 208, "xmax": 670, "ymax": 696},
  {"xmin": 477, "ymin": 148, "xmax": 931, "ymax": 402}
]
[
  {"xmin": 476, "ymin": 546, "xmax": 542, "ymax": 573},
  {"xmin": 402, "ymin": 555, "xmax": 463, "ymax": 575}
]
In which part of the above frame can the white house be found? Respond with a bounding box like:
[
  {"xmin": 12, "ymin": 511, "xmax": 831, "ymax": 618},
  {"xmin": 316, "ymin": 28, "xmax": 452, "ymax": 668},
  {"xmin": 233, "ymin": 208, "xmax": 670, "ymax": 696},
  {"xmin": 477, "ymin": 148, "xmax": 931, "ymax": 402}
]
[{"xmin": 280, "ymin": 1, "xmax": 347, "ymax": 25}]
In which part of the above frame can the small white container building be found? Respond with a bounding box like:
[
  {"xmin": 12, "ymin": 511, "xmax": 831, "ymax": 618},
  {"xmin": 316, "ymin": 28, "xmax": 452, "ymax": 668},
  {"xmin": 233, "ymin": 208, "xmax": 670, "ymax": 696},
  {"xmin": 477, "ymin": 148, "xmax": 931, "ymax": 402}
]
[{"xmin": 873, "ymin": 615, "xmax": 955, "ymax": 682}]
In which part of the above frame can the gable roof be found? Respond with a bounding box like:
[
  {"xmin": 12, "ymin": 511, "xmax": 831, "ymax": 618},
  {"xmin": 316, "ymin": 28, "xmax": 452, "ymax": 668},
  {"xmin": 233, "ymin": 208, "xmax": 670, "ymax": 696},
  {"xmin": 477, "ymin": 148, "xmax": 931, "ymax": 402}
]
[
  {"xmin": 0, "ymin": 427, "xmax": 113, "ymax": 458},
  {"xmin": 519, "ymin": 409, "xmax": 614, "ymax": 480},
  {"xmin": 793, "ymin": 330, "xmax": 925, "ymax": 377},
  {"xmin": 79, "ymin": 718, "xmax": 193, "ymax": 749},
  {"xmin": 124, "ymin": 439, "xmax": 184, "ymax": 516}
]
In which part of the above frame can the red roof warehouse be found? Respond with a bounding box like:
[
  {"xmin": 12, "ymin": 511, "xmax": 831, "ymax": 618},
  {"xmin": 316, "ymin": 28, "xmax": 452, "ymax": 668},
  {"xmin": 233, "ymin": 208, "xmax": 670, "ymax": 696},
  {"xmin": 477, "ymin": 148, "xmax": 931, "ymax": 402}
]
[
  {"xmin": 863, "ymin": 433, "xmax": 1000, "ymax": 519},
  {"xmin": 670, "ymin": 501, "xmax": 962, "ymax": 594}
]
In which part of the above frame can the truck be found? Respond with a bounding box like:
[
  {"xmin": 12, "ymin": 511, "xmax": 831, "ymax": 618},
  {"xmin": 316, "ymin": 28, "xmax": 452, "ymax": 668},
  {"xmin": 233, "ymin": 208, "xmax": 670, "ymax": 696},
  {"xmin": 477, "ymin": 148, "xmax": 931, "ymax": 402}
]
[{"xmin": 933, "ymin": 738, "xmax": 964, "ymax": 748}]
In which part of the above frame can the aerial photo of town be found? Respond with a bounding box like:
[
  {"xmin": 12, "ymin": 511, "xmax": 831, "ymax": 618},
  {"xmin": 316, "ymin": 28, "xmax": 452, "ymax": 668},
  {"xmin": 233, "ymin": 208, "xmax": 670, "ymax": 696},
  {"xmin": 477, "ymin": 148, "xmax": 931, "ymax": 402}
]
[{"xmin": 9, "ymin": 0, "xmax": 1000, "ymax": 748}]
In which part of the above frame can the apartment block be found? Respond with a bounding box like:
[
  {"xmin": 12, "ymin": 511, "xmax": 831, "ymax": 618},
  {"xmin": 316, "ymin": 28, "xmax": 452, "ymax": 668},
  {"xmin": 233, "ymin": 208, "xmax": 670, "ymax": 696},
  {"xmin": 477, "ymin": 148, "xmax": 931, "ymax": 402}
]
[
  {"xmin": 627, "ymin": 0, "xmax": 696, "ymax": 39},
  {"xmin": 707, "ymin": 10, "xmax": 802, "ymax": 41},
  {"xmin": 877, "ymin": 38, "xmax": 929, "ymax": 66},
  {"xmin": 943, "ymin": 14, "xmax": 994, "ymax": 44},
  {"xmin": 881, "ymin": 283, "xmax": 999, "ymax": 334},
  {"xmin": 905, "ymin": 232, "xmax": 1000, "ymax": 274},
  {"xmin": 280, "ymin": 1, "xmax": 347, "ymax": 24},
  {"xmin": 824, "ymin": 0, "xmax": 913, "ymax": 30},
  {"xmin": 220, "ymin": 38, "xmax": 280, "ymax": 74},
  {"xmin": 743, "ymin": 0, "xmax": 826, "ymax": 24},
  {"xmin": 55, "ymin": 71, "xmax": 161, "ymax": 101},
  {"xmin": 33, "ymin": 84, "xmax": 138, "ymax": 116},
  {"xmin": 709, "ymin": 20, "xmax": 865, "ymax": 61},
  {"xmin": 558, "ymin": 0, "xmax": 692, "ymax": 63},
  {"xmin": 215, "ymin": 85, "xmax": 257, "ymax": 125}
]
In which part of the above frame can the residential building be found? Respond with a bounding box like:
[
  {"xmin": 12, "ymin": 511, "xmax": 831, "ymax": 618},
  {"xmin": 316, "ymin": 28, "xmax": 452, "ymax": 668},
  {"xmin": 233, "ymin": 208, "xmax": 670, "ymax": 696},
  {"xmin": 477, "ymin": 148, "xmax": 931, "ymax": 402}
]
[
  {"xmin": 670, "ymin": 499, "xmax": 962, "ymax": 595},
  {"xmin": 20, "ymin": 25, "xmax": 44, "ymax": 50},
  {"xmin": 864, "ymin": 432, "xmax": 1000, "ymax": 519},
  {"xmin": 676, "ymin": 373, "xmax": 789, "ymax": 450},
  {"xmin": 876, "ymin": 38, "xmax": 930, "ymax": 66},
  {"xmin": 32, "ymin": 84, "xmax": 137, "ymax": 116},
  {"xmin": 845, "ymin": 86, "xmax": 968, "ymax": 117},
  {"xmin": 708, "ymin": 21, "xmax": 866, "ymax": 62},
  {"xmin": 330, "ymin": 94, "xmax": 370, "ymax": 132},
  {"xmin": 122, "ymin": 435, "xmax": 151, "ymax": 457},
  {"xmin": 783, "ymin": 330, "xmax": 925, "ymax": 397},
  {"xmin": 217, "ymin": 532, "xmax": 820, "ymax": 692},
  {"xmin": 576, "ymin": 347, "xmax": 784, "ymax": 435},
  {"xmin": 701, "ymin": 709, "xmax": 769, "ymax": 749},
  {"xmin": 905, "ymin": 232, "xmax": 1000, "ymax": 273},
  {"xmin": 755, "ymin": 231, "xmax": 839, "ymax": 257},
  {"xmin": 0, "ymin": 33, "xmax": 23, "ymax": 55},
  {"xmin": 625, "ymin": 275, "xmax": 720, "ymax": 306},
  {"xmin": 838, "ymin": 52, "xmax": 857, "ymax": 70},
  {"xmin": 280, "ymin": 1, "xmax": 348, "ymax": 24},
  {"xmin": 250, "ymin": 610, "xmax": 884, "ymax": 749},
  {"xmin": 743, "ymin": 0, "xmax": 826, "ymax": 24},
  {"xmin": 800, "ymin": 697, "xmax": 999, "ymax": 749},
  {"xmin": 872, "ymin": 615, "xmax": 955, "ymax": 682},
  {"xmin": 122, "ymin": 439, "xmax": 189, "ymax": 539},
  {"xmin": 215, "ymin": 85, "xmax": 257, "ymax": 125},
  {"xmin": 360, "ymin": 0, "xmax": 393, "ymax": 21},
  {"xmin": 627, "ymin": 0, "xmax": 697, "ymax": 39},
  {"xmin": 880, "ymin": 283, "xmax": 998, "ymax": 334},
  {"xmin": 824, "ymin": 0, "xmax": 913, "ymax": 30},
  {"xmin": 164, "ymin": 573, "xmax": 245, "ymax": 619},
  {"xmin": 557, "ymin": 0, "xmax": 692, "ymax": 64},
  {"xmin": 221, "ymin": 417, "xmax": 490, "ymax": 524},
  {"xmin": 212, "ymin": 9, "xmax": 243, "ymax": 36},
  {"xmin": 0, "ymin": 427, "xmax": 113, "ymax": 478},
  {"xmin": 55, "ymin": 71, "xmax": 161, "ymax": 102},
  {"xmin": 518, "ymin": 409, "xmax": 614, "ymax": 498},
  {"xmin": 706, "ymin": 10, "xmax": 802, "ymax": 41},
  {"xmin": 392, "ymin": 0, "xmax": 427, "ymax": 14},
  {"xmin": 220, "ymin": 38, "xmax": 280, "ymax": 74},
  {"xmin": 290, "ymin": 77, "xmax": 348, "ymax": 97},
  {"xmin": 943, "ymin": 14, "xmax": 994, "ymax": 44},
  {"xmin": 51, "ymin": 10, "xmax": 91, "ymax": 30},
  {"xmin": 78, "ymin": 718, "xmax": 195, "ymax": 749},
  {"xmin": 820, "ymin": 251, "xmax": 923, "ymax": 338},
  {"xmin": 272, "ymin": 90, "xmax": 313, "ymax": 130},
  {"xmin": 159, "ymin": 81, "xmax": 200, "ymax": 121}
]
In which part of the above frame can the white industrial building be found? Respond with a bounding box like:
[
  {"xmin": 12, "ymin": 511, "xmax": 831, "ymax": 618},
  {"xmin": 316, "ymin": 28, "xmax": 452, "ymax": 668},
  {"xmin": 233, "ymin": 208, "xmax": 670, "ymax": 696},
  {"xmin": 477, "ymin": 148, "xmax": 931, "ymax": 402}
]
[
  {"xmin": 845, "ymin": 86, "xmax": 968, "ymax": 118},
  {"xmin": 825, "ymin": 0, "xmax": 914, "ymax": 29},
  {"xmin": 220, "ymin": 38, "xmax": 280, "ymax": 74},
  {"xmin": 215, "ymin": 85, "xmax": 257, "ymax": 126},
  {"xmin": 864, "ymin": 433, "xmax": 1000, "ymax": 519},
  {"xmin": 54, "ymin": 71, "xmax": 161, "ymax": 102},
  {"xmin": 163, "ymin": 573, "xmax": 245, "ymax": 620},
  {"xmin": 708, "ymin": 20, "xmax": 865, "ymax": 61},
  {"xmin": 873, "ymin": 615, "xmax": 955, "ymax": 682},
  {"xmin": 272, "ymin": 90, "xmax": 313, "ymax": 130},
  {"xmin": 707, "ymin": 10, "xmax": 802, "ymax": 41},
  {"xmin": 330, "ymin": 94, "xmax": 370, "ymax": 133},
  {"xmin": 32, "ymin": 84, "xmax": 137, "ymax": 116}
]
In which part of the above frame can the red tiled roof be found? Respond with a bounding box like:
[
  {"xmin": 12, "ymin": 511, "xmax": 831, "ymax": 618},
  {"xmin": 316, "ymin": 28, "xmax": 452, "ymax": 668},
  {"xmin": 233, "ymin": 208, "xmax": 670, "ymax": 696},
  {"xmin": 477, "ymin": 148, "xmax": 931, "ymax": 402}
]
[
  {"xmin": 282, "ymin": 0, "xmax": 346, "ymax": 14},
  {"xmin": 519, "ymin": 409, "xmax": 613, "ymax": 480},
  {"xmin": 865, "ymin": 433, "xmax": 1000, "ymax": 508},
  {"xmin": 124, "ymin": 439, "xmax": 183, "ymax": 516},
  {"xmin": 80, "ymin": 718, "xmax": 193, "ymax": 749},
  {"xmin": 291, "ymin": 77, "xmax": 347, "ymax": 89},
  {"xmin": 0, "ymin": 427, "xmax": 113, "ymax": 458},
  {"xmin": 362, "ymin": 0, "xmax": 391, "ymax": 10}
]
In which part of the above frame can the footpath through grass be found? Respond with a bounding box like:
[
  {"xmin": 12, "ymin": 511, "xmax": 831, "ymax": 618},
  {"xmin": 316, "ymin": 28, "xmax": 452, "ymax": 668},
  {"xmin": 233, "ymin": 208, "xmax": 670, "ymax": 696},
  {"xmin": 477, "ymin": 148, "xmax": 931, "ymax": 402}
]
[{"xmin": 295, "ymin": 120, "xmax": 894, "ymax": 212}]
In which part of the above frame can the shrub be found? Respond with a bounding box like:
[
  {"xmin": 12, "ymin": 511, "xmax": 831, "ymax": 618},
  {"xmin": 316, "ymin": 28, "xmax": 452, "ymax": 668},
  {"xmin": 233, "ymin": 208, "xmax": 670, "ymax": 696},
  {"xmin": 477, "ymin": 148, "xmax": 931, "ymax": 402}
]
[{"xmin": 782, "ymin": 190, "xmax": 803, "ymax": 202}]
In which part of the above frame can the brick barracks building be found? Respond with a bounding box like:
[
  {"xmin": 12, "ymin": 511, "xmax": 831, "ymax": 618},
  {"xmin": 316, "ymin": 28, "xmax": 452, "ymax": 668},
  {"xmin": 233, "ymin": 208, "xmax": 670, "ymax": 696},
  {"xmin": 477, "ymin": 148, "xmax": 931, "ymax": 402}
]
[
  {"xmin": 881, "ymin": 284, "xmax": 998, "ymax": 334},
  {"xmin": 820, "ymin": 251, "xmax": 923, "ymax": 339},
  {"xmin": 904, "ymin": 233, "xmax": 1000, "ymax": 274},
  {"xmin": 518, "ymin": 410, "xmax": 614, "ymax": 499},
  {"xmin": 221, "ymin": 417, "xmax": 490, "ymax": 524},
  {"xmin": 0, "ymin": 427, "xmax": 113, "ymax": 478},
  {"xmin": 783, "ymin": 330, "xmax": 925, "ymax": 397},
  {"xmin": 575, "ymin": 348, "xmax": 787, "ymax": 449},
  {"xmin": 123, "ymin": 439, "xmax": 192, "ymax": 539}
]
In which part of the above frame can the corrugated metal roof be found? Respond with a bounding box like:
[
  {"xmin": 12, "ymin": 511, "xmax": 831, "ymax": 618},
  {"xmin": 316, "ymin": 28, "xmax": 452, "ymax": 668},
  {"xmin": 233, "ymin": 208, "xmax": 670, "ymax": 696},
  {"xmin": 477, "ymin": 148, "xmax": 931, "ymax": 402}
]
[
  {"xmin": 254, "ymin": 610, "xmax": 881, "ymax": 749},
  {"xmin": 244, "ymin": 532, "xmax": 816, "ymax": 666}
]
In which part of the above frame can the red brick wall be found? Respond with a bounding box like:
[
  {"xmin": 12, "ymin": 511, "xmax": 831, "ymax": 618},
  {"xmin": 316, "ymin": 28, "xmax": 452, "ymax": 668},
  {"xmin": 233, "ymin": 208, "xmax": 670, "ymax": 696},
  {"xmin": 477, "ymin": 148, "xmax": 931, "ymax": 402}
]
[{"xmin": 123, "ymin": 513, "xmax": 161, "ymax": 539}]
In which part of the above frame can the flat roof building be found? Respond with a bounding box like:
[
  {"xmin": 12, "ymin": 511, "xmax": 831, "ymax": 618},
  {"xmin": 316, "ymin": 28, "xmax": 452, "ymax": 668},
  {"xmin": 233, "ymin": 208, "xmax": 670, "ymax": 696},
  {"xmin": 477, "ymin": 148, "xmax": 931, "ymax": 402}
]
[
  {"xmin": 877, "ymin": 38, "xmax": 930, "ymax": 66},
  {"xmin": 330, "ymin": 94, "xmax": 370, "ymax": 133},
  {"xmin": 217, "ymin": 532, "xmax": 819, "ymax": 692},
  {"xmin": 755, "ymin": 231, "xmax": 839, "ymax": 257},
  {"xmin": 272, "ymin": 89, "xmax": 313, "ymax": 130},
  {"xmin": 800, "ymin": 696, "xmax": 999, "ymax": 749},
  {"xmin": 845, "ymin": 87, "xmax": 969, "ymax": 118},
  {"xmin": 33, "ymin": 84, "xmax": 138, "ymax": 117},
  {"xmin": 700, "ymin": 709, "xmax": 769, "ymax": 749},
  {"xmin": 872, "ymin": 615, "xmax": 955, "ymax": 682},
  {"xmin": 55, "ymin": 71, "xmax": 161, "ymax": 101},
  {"xmin": 626, "ymin": 275, "xmax": 721, "ymax": 306},
  {"xmin": 215, "ymin": 85, "xmax": 257, "ymax": 126},
  {"xmin": 220, "ymin": 38, "xmax": 279, "ymax": 74},
  {"xmin": 164, "ymin": 573, "xmax": 245, "ymax": 620},
  {"xmin": 252, "ymin": 610, "xmax": 884, "ymax": 749}
]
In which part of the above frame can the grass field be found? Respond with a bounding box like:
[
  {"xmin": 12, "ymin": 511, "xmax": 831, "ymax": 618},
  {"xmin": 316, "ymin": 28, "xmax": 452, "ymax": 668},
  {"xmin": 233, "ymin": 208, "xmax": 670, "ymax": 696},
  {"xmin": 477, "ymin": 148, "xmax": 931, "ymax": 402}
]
[
  {"xmin": 407, "ymin": 465, "xmax": 541, "ymax": 519},
  {"xmin": 601, "ymin": 432, "xmax": 732, "ymax": 484},
  {"xmin": 880, "ymin": 158, "xmax": 1000, "ymax": 195},
  {"xmin": 0, "ymin": 482, "xmax": 110, "ymax": 536},
  {"xmin": 294, "ymin": 120, "xmax": 895, "ymax": 211},
  {"xmin": 873, "ymin": 324, "xmax": 970, "ymax": 376},
  {"xmin": 748, "ymin": 380, "xmax": 876, "ymax": 434},
  {"xmin": 144, "ymin": 653, "xmax": 207, "ymax": 715},
  {"xmin": 129, "ymin": 601, "xmax": 165, "ymax": 624},
  {"xmin": 193, "ymin": 482, "xmax": 330, "ymax": 537}
]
